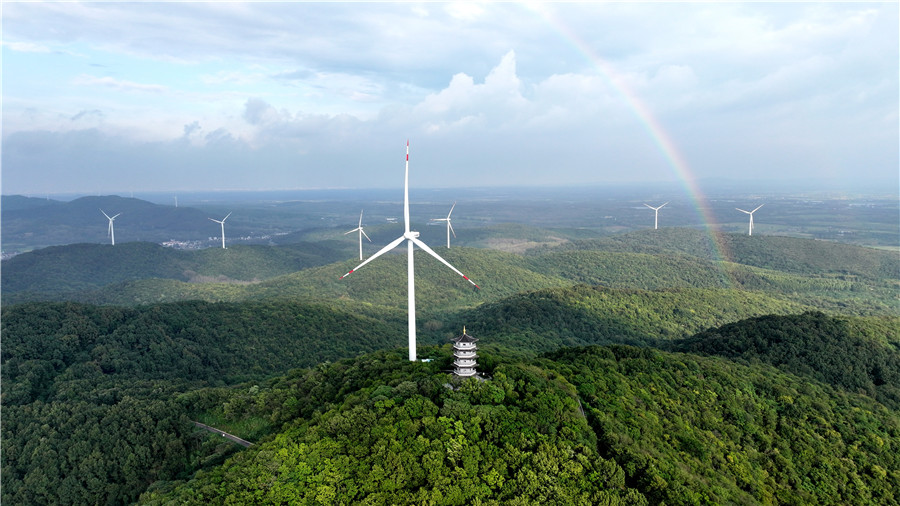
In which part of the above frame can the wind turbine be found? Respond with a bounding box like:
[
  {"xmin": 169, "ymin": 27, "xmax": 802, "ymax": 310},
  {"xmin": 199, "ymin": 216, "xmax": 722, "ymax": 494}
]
[
  {"xmin": 209, "ymin": 212, "xmax": 232, "ymax": 249},
  {"xmin": 344, "ymin": 210, "xmax": 372, "ymax": 260},
  {"xmin": 643, "ymin": 202, "xmax": 668, "ymax": 230},
  {"xmin": 430, "ymin": 202, "xmax": 457, "ymax": 248},
  {"xmin": 736, "ymin": 204, "xmax": 764, "ymax": 236},
  {"xmin": 100, "ymin": 209, "xmax": 121, "ymax": 245},
  {"xmin": 340, "ymin": 141, "xmax": 479, "ymax": 362}
]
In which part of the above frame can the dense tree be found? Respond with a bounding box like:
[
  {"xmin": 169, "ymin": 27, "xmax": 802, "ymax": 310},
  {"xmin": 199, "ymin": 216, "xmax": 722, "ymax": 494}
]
[
  {"xmin": 1, "ymin": 300, "xmax": 404, "ymax": 505},
  {"xmin": 675, "ymin": 312, "xmax": 900, "ymax": 408},
  {"xmin": 140, "ymin": 346, "xmax": 900, "ymax": 505}
]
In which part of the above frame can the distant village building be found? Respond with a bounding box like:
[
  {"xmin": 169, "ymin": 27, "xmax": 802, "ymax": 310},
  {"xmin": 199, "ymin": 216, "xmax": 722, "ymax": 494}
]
[{"xmin": 451, "ymin": 327, "xmax": 478, "ymax": 378}]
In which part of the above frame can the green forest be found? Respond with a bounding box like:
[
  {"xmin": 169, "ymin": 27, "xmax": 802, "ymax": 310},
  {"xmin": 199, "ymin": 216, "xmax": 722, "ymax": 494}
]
[{"xmin": 2, "ymin": 227, "xmax": 898, "ymax": 504}]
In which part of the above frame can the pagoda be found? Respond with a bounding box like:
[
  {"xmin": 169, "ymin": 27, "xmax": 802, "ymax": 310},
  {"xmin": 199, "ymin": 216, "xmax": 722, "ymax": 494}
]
[{"xmin": 451, "ymin": 327, "xmax": 478, "ymax": 378}]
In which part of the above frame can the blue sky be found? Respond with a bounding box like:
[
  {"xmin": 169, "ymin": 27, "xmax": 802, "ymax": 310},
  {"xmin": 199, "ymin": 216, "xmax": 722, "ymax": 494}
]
[{"xmin": 2, "ymin": 2, "xmax": 897, "ymax": 195}]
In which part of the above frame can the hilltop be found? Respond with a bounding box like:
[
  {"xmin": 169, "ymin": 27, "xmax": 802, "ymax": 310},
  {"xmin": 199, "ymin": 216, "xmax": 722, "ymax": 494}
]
[
  {"xmin": 138, "ymin": 343, "xmax": 900, "ymax": 505},
  {"xmin": 675, "ymin": 311, "xmax": 900, "ymax": 409}
]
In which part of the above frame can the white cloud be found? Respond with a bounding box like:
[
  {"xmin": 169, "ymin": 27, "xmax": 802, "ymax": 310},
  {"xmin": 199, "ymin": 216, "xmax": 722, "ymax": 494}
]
[
  {"xmin": 444, "ymin": 2, "xmax": 486, "ymax": 22},
  {"xmin": 1, "ymin": 2, "xmax": 896, "ymax": 194},
  {"xmin": 72, "ymin": 75, "xmax": 169, "ymax": 94},
  {"xmin": 414, "ymin": 51, "xmax": 526, "ymax": 128},
  {"xmin": 3, "ymin": 41, "xmax": 52, "ymax": 53}
]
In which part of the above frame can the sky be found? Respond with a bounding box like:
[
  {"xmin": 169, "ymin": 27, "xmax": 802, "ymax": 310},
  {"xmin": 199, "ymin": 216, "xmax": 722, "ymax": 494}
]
[{"xmin": 2, "ymin": 1, "xmax": 898, "ymax": 195}]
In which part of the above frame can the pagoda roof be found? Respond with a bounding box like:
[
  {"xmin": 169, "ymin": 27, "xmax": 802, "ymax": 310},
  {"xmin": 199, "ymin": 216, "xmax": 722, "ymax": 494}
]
[{"xmin": 451, "ymin": 332, "xmax": 478, "ymax": 343}]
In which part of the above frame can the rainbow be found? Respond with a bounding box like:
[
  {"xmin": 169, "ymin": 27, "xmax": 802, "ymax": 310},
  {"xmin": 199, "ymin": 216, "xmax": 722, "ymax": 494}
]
[{"xmin": 532, "ymin": 6, "xmax": 736, "ymax": 272}]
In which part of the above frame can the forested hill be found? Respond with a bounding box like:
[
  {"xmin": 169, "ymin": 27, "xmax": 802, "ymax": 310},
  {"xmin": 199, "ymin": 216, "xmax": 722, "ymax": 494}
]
[
  {"xmin": 9, "ymin": 239, "xmax": 896, "ymax": 316},
  {"xmin": 1, "ymin": 300, "xmax": 404, "ymax": 402},
  {"xmin": 46, "ymin": 247, "xmax": 567, "ymax": 311},
  {"xmin": 1, "ymin": 241, "xmax": 348, "ymax": 304},
  {"xmin": 4, "ymin": 295, "xmax": 899, "ymax": 504},
  {"xmin": 1, "ymin": 194, "xmax": 66, "ymax": 211},
  {"xmin": 1, "ymin": 195, "xmax": 247, "ymax": 251},
  {"xmin": 140, "ymin": 346, "xmax": 900, "ymax": 505},
  {"xmin": 453, "ymin": 284, "xmax": 810, "ymax": 350},
  {"xmin": 541, "ymin": 228, "xmax": 899, "ymax": 280},
  {"xmin": 675, "ymin": 311, "xmax": 900, "ymax": 409}
]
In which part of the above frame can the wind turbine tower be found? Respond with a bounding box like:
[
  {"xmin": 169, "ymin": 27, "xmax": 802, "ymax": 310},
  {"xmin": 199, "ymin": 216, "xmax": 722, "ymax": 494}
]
[
  {"xmin": 643, "ymin": 202, "xmax": 668, "ymax": 230},
  {"xmin": 736, "ymin": 204, "xmax": 764, "ymax": 236},
  {"xmin": 340, "ymin": 141, "xmax": 480, "ymax": 362},
  {"xmin": 344, "ymin": 210, "xmax": 372, "ymax": 260},
  {"xmin": 209, "ymin": 212, "xmax": 232, "ymax": 249},
  {"xmin": 430, "ymin": 202, "xmax": 457, "ymax": 248},
  {"xmin": 100, "ymin": 209, "xmax": 121, "ymax": 245}
]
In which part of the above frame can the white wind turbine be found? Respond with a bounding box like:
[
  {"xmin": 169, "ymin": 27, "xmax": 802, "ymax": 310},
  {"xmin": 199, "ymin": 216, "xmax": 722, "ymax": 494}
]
[
  {"xmin": 736, "ymin": 204, "xmax": 764, "ymax": 236},
  {"xmin": 209, "ymin": 212, "xmax": 232, "ymax": 249},
  {"xmin": 430, "ymin": 202, "xmax": 457, "ymax": 248},
  {"xmin": 100, "ymin": 209, "xmax": 121, "ymax": 245},
  {"xmin": 344, "ymin": 210, "xmax": 372, "ymax": 260},
  {"xmin": 340, "ymin": 141, "xmax": 480, "ymax": 362},
  {"xmin": 643, "ymin": 202, "xmax": 668, "ymax": 230}
]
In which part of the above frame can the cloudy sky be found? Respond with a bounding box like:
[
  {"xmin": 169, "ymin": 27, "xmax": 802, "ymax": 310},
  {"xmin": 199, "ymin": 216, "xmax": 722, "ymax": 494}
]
[{"xmin": 3, "ymin": 2, "xmax": 897, "ymax": 195}]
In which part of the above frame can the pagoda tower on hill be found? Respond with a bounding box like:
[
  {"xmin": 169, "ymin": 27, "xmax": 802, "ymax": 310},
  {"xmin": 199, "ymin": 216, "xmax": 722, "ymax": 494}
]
[{"xmin": 451, "ymin": 327, "xmax": 478, "ymax": 378}]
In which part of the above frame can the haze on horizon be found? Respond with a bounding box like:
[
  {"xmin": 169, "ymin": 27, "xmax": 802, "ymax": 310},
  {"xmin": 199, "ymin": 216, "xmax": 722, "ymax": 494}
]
[{"xmin": 2, "ymin": 2, "xmax": 897, "ymax": 196}]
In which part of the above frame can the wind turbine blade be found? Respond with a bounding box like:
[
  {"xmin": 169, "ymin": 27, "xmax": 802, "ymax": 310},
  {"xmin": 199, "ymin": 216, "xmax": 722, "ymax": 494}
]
[
  {"xmin": 410, "ymin": 237, "xmax": 479, "ymax": 289},
  {"xmin": 344, "ymin": 228, "xmax": 359, "ymax": 235},
  {"xmin": 339, "ymin": 235, "xmax": 405, "ymax": 279},
  {"xmin": 448, "ymin": 201, "xmax": 456, "ymax": 218},
  {"xmin": 112, "ymin": 213, "xmax": 121, "ymax": 219},
  {"xmin": 361, "ymin": 229, "xmax": 372, "ymax": 242},
  {"xmin": 358, "ymin": 210, "xmax": 364, "ymax": 227},
  {"xmin": 223, "ymin": 212, "xmax": 232, "ymax": 221},
  {"xmin": 100, "ymin": 209, "xmax": 111, "ymax": 219},
  {"xmin": 660, "ymin": 202, "xmax": 668, "ymax": 209},
  {"xmin": 404, "ymin": 140, "xmax": 410, "ymax": 234},
  {"xmin": 736, "ymin": 208, "xmax": 751, "ymax": 214},
  {"xmin": 643, "ymin": 204, "xmax": 655, "ymax": 210},
  {"xmin": 448, "ymin": 222, "xmax": 456, "ymax": 238},
  {"xmin": 752, "ymin": 204, "xmax": 765, "ymax": 213}
]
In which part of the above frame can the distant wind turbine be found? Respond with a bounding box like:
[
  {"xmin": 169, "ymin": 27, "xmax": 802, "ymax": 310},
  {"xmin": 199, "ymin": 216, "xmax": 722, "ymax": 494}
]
[
  {"xmin": 736, "ymin": 204, "xmax": 764, "ymax": 236},
  {"xmin": 430, "ymin": 202, "xmax": 457, "ymax": 248},
  {"xmin": 344, "ymin": 210, "xmax": 372, "ymax": 260},
  {"xmin": 643, "ymin": 202, "xmax": 668, "ymax": 230},
  {"xmin": 100, "ymin": 209, "xmax": 121, "ymax": 245},
  {"xmin": 173, "ymin": 196, "xmax": 178, "ymax": 208},
  {"xmin": 340, "ymin": 141, "xmax": 480, "ymax": 362},
  {"xmin": 209, "ymin": 212, "xmax": 232, "ymax": 249}
]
